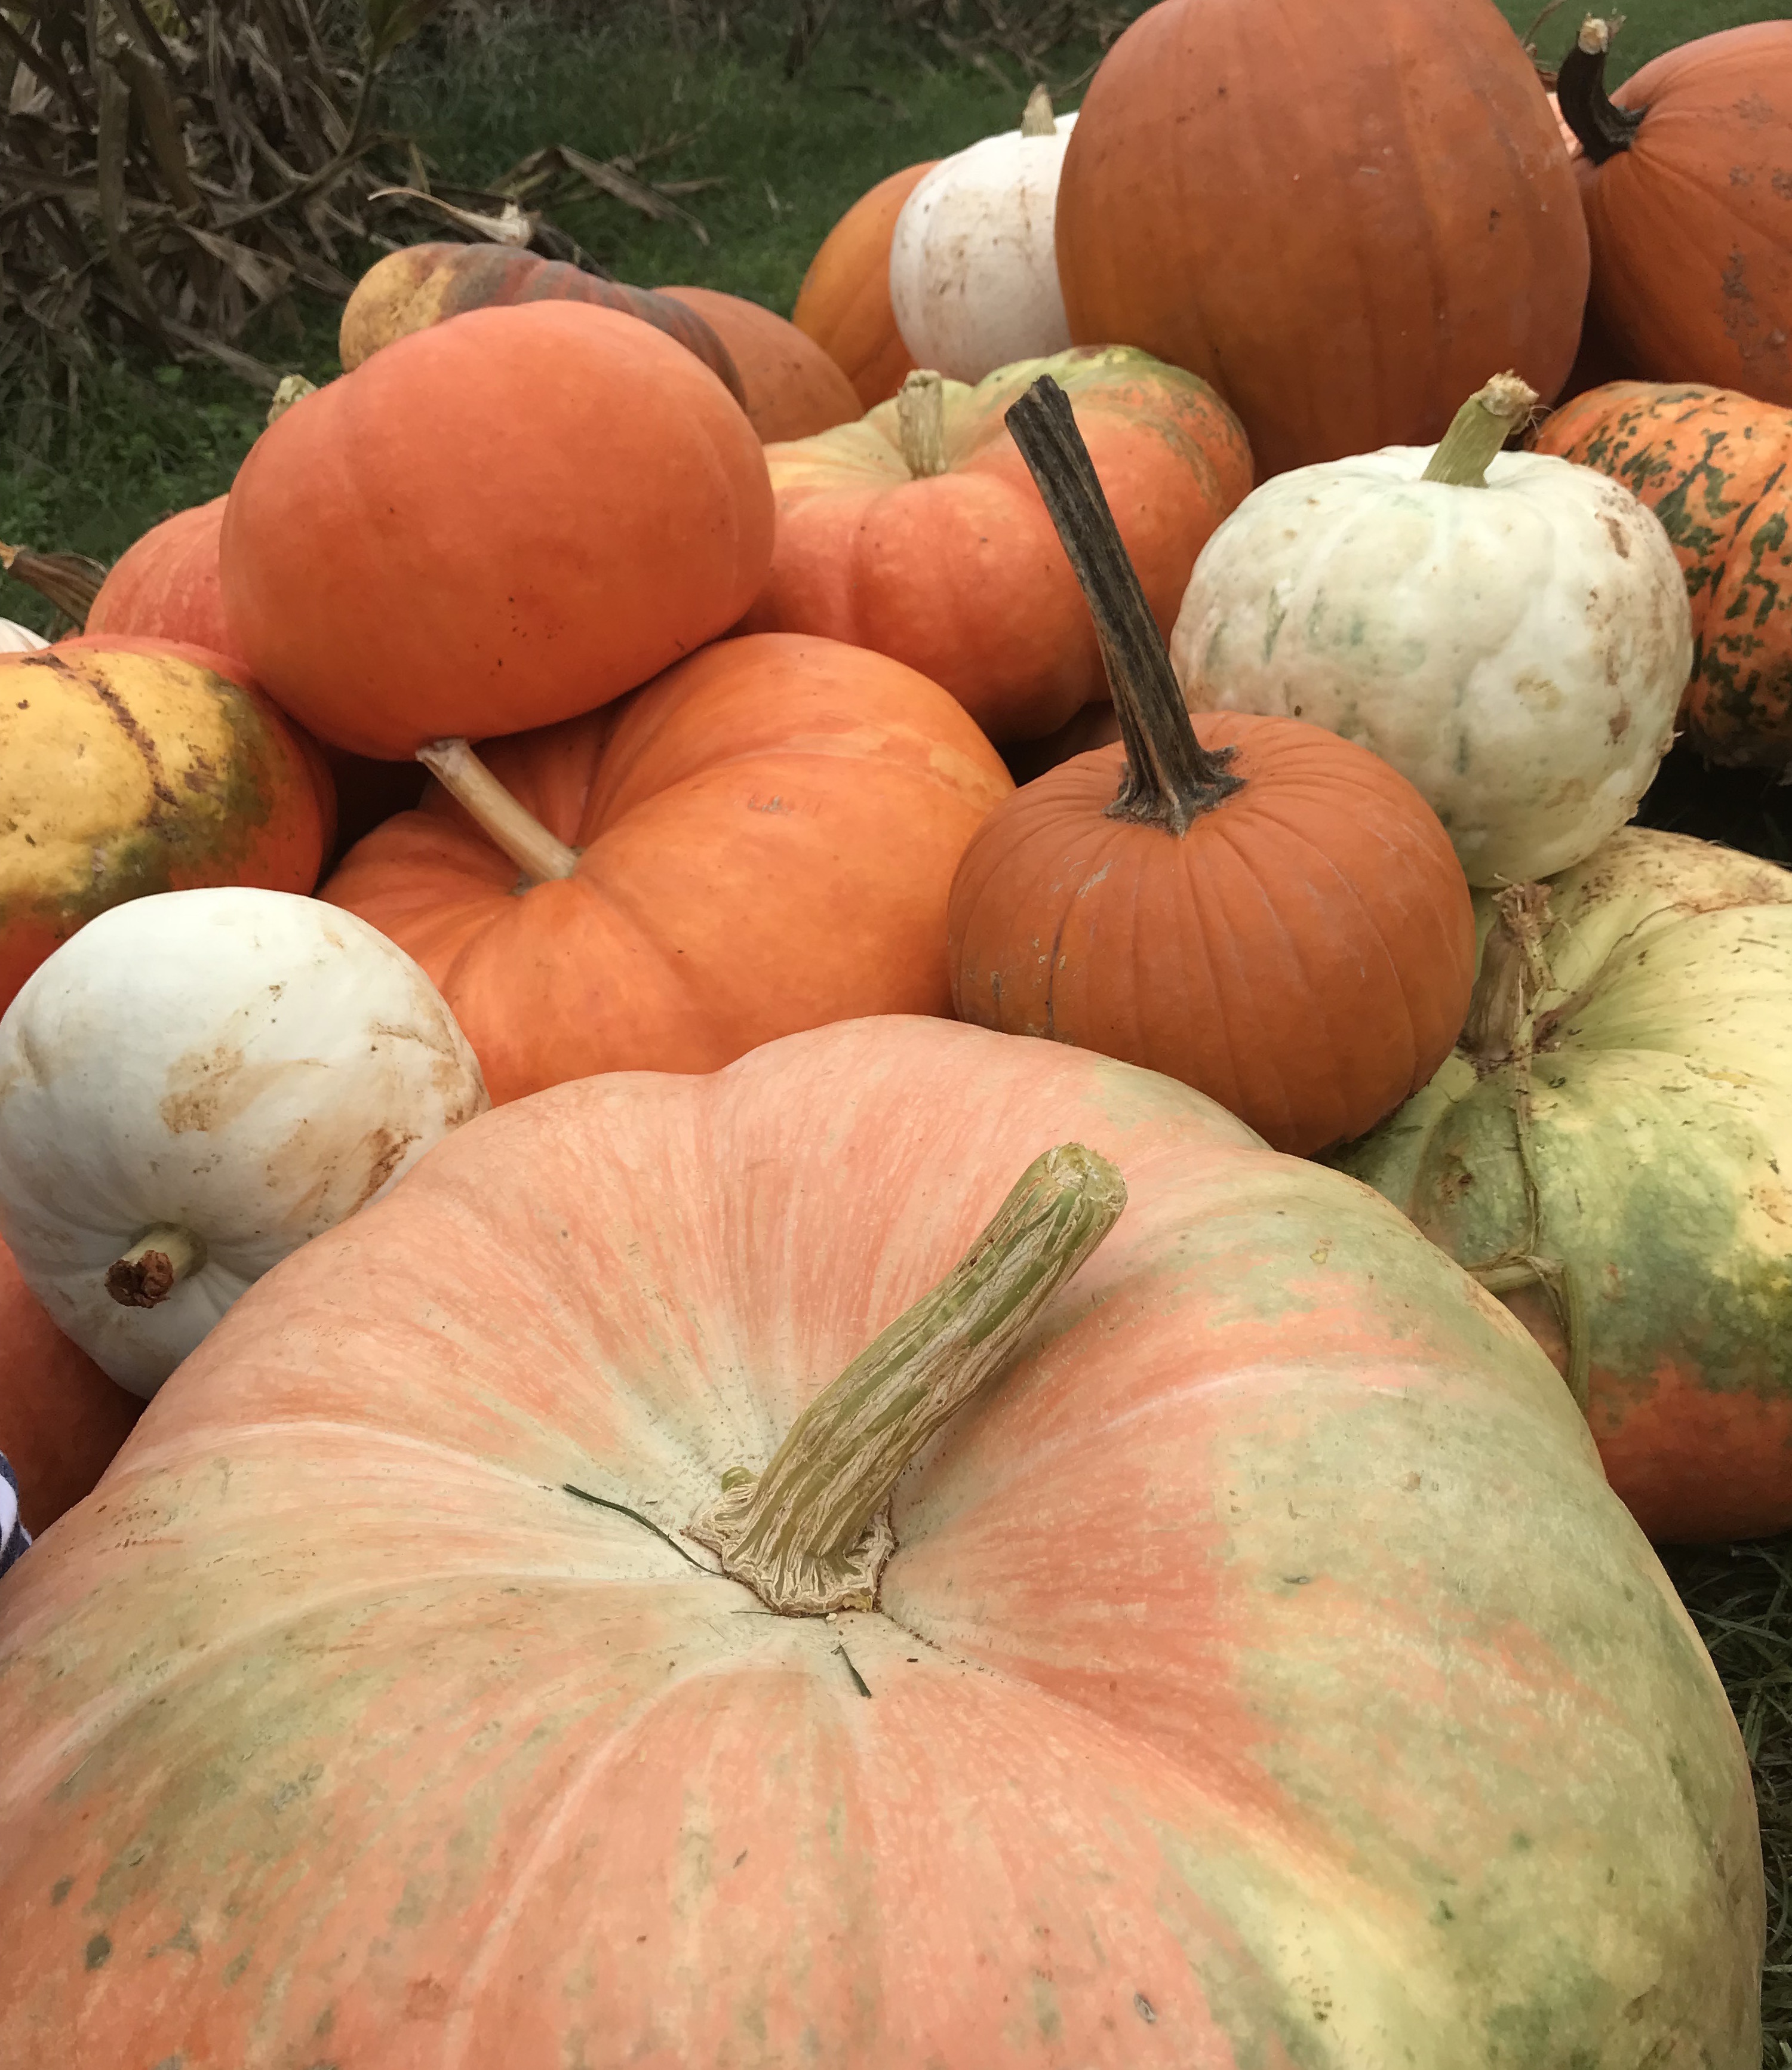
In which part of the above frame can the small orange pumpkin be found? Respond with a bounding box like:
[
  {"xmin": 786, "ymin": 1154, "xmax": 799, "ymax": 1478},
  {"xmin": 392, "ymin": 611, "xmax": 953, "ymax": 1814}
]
[
  {"xmin": 742, "ymin": 347, "xmax": 1251, "ymax": 745},
  {"xmin": 339, "ymin": 241, "xmax": 747, "ymax": 403},
  {"xmin": 85, "ymin": 497, "xmax": 238, "ymax": 659},
  {"xmin": 0, "ymin": 1238, "xmax": 140, "ymax": 1537},
  {"xmin": 220, "ymin": 303, "xmax": 775, "ymax": 759},
  {"xmin": 791, "ymin": 161, "xmax": 939, "ymax": 408},
  {"xmin": 1557, "ymin": 19, "xmax": 1792, "ymax": 404},
  {"xmin": 659, "ymin": 286, "xmax": 860, "ymax": 441},
  {"xmin": 947, "ymin": 378, "xmax": 1475, "ymax": 1156},
  {"xmin": 322, "ymin": 632, "xmax": 1013, "ymax": 1103}
]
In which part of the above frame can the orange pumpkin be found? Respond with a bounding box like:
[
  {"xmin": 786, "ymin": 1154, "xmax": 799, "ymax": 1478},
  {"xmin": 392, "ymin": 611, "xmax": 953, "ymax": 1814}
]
[
  {"xmin": 659, "ymin": 285, "xmax": 860, "ymax": 441},
  {"xmin": 948, "ymin": 377, "xmax": 1475, "ymax": 1156},
  {"xmin": 219, "ymin": 303, "xmax": 775, "ymax": 759},
  {"xmin": 85, "ymin": 497, "xmax": 238, "ymax": 659},
  {"xmin": 791, "ymin": 161, "xmax": 938, "ymax": 408},
  {"xmin": 0, "ymin": 1239, "xmax": 140, "ymax": 1537},
  {"xmin": 1534, "ymin": 380, "xmax": 1792, "ymax": 766},
  {"xmin": 1053, "ymin": 0, "xmax": 1588, "ymax": 476},
  {"xmin": 742, "ymin": 347, "xmax": 1251, "ymax": 745},
  {"xmin": 1557, "ymin": 19, "xmax": 1792, "ymax": 404},
  {"xmin": 339, "ymin": 241, "xmax": 747, "ymax": 403},
  {"xmin": 0, "ymin": 638, "xmax": 330, "ymax": 1016},
  {"xmin": 322, "ymin": 632, "xmax": 1013, "ymax": 1103},
  {"xmin": 0, "ymin": 1014, "xmax": 1760, "ymax": 2062}
]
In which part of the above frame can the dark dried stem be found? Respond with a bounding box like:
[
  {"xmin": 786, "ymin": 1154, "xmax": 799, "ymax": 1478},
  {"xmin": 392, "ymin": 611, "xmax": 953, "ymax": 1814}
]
[
  {"xmin": 1004, "ymin": 375, "xmax": 1243, "ymax": 835},
  {"xmin": 1556, "ymin": 18, "xmax": 1644, "ymax": 164}
]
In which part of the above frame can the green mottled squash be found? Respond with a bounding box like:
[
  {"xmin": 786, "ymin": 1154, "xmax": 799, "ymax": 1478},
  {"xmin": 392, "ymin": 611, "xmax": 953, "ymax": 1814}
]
[{"xmin": 1333, "ymin": 826, "xmax": 1792, "ymax": 1542}]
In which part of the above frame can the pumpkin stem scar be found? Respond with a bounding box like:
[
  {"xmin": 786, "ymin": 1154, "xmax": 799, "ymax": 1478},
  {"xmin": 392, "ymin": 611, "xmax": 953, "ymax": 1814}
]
[
  {"xmin": 560, "ymin": 1485, "xmax": 714, "ymax": 1571},
  {"xmin": 106, "ymin": 1223, "xmax": 206, "ymax": 1308},
  {"xmin": 688, "ymin": 1142, "xmax": 1127, "ymax": 1616},
  {"xmin": 416, "ymin": 737, "xmax": 581, "ymax": 885},
  {"xmin": 1554, "ymin": 17, "xmax": 1645, "ymax": 166},
  {"xmin": 1421, "ymin": 373, "xmax": 1541, "ymax": 488},
  {"xmin": 896, "ymin": 368, "xmax": 949, "ymax": 478},
  {"xmin": 1004, "ymin": 374, "xmax": 1244, "ymax": 836},
  {"xmin": 1456, "ymin": 886, "xmax": 1592, "ymax": 1408}
]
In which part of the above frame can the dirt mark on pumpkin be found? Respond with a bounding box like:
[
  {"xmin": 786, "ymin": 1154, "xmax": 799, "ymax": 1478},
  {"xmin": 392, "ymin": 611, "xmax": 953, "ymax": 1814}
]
[
  {"xmin": 160, "ymin": 1044, "xmax": 327, "ymax": 1133},
  {"xmin": 87, "ymin": 680, "xmax": 179, "ymax": 816}
]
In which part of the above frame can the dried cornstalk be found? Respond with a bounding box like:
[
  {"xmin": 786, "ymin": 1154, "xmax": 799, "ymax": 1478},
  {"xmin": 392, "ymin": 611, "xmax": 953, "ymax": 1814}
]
[{"xmin": 0, "ymin": 2, "xmax": 720, "ymax": 397}]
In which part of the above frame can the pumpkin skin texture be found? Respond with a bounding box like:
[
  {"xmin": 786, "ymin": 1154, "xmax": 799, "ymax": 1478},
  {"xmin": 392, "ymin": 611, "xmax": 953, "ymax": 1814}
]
[
  {"xmin": 1170, "ymin": 437, "xmax": 1692, "ymax": 885},
  {"xmin": 1053, "ymin": 0, "xmax": 1588, "ymax": 477},
  {"xmin": 1333, "ymin": 829, "xmax": 1792, "ymax": 1545},
  {"xmin": 322, "ymin": 633, "xmax": 1014, "ymax": 1104},
  {"xmin": 791, "ymin": 160, "xmax": 938, "ymax": 408},
  {"xmin": 889, "ymin": 112, "xmax": 1077, "ymax": 385},
  {"xmin": 743, "ymin": 346, "xmax": 1252, "ymax": 743},
  {"xmin": 0, "ymin": 638, "xmax": 328, "ymax": 1019},
  {"xmin": 1563, "ymin": 23, "xmax": 1792, "ymax": 404},
  {"xmin": 0, "ymin": 1239, "xmax": 139, "ymax": 1536},
  {"xmin": 659, "ymin": 284, "xmax": 860, "ymax": 441},
  {"xmin": 219, "ymin": 303, "xmax": 775, "ymax": 759},
  {"xmin": 84, "ymin": 497, "xmax": 236, "ymax": 660},
  {"xmin": 0, "ymin": 887, "xmax": 489, "ymax": 1397},
  {"xmin": 949, "ymin": 712, "xmax": 1474, "ymax": 1155},
  {"xmin": 0, "ymin": 1014, "xmax": 1762, "ymax": 2065},
  {"xmin": 1534, "ymin": 380, "xmax": 1792, "ymax": 767},
  {"xmin": 337, "ymin": 241, "xmax": 747, "ymax": 401}
]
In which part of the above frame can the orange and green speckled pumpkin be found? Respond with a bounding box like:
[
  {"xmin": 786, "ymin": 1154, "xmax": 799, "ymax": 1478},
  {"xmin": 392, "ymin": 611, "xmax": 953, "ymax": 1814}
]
[
  {"xmin": 1534, "ymin": 380, "xmax": 1792, "ymax": 765},
  {"xmin": 0, "ymin": 638, "xmax": 330, "ymax": 1017},
  {"xmin": 0, "ymin": 1014, "xmax": 1763, "ymax": 2062}
]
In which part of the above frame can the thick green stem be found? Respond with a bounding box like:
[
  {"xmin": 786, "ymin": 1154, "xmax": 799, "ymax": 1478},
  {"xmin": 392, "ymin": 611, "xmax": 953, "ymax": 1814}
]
[
  {"xmin": 1421, "ymin": 373, "xmax": 1540, "ymax": 487},
  {"xmin": 1020, "ymin": 82, "xmax": 1056, "ymax": 136},
  {"xmin": 107, "ymin": 1225, "xmax": 207, "ymax": 1308},
  {"xmin": 897, "ymin": 368, "xmax": 949, "ymax": 478},
  {"xmin": 688, "ymin": 1142, "xmax": 1127, "ymax": 1615},
  {"xmin": 1555, "ymin": 18, "xmax": 1644, "ymax": 165},
  {"xmin": 1005, "ymin": 374, "xmax": 1243, "ymax": 833},
  {"xmin": 417, "ymin": 737, "xmax": 580, "ymax": 885}
]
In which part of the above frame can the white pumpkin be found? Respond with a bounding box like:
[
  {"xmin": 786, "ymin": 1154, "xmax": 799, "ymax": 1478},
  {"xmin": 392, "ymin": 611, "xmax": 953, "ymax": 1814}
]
[
  {"xmin": 0, "ymin": 619, "xmax": 48, "ymax": 653},
  {"xmin": 0, "ymin": 887, "xmax": 488, "ymax": 1396},
  {"xmin": 889, "ymin": 85, "xmax": 1077, "ymax": 385},
  {"xmin": 1169, "ymin": 374, "xmax": 1693, "ymax": 887}
]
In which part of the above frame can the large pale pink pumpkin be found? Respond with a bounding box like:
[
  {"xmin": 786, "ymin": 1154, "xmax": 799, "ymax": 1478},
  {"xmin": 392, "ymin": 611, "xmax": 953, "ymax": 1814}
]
[{"xmin": 0, "ymin": 1017, "xmax": 1759, "ymax": 2063}]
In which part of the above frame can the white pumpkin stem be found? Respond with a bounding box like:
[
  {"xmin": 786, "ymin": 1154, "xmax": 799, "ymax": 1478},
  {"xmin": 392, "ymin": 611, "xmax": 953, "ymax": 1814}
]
[
  {"xmin": 416, "ymin": 737, "xmax": 580, "ymax": 884},
  {"xmin": 266, "ymin": 374, "xmax": 318, "ymax": 426},
  {"xmin": 1020, "ymin": 81, "xmax": 1056, "ymax": 136},
  {"xmin": 688, "ymin": 1142, "xmax": 1127, "ymax": 1616},
  {"xmin": 896, "ymin": 368, "xmax": 949, "ymax": 479},
  {"xmin": 1006, "ymin": 374, "xmax": 1244, "ymax": 834},
  {"xmin": 106, "ymin": 1225, "xmax": 207, "ymax": 1309},
  {"xmin": 1555, "ymin": 17, "xmax": 1642, "ymax": 163},
  {"xmin": 1421, "ymin": 373, "xmax": 1541, "ymax": 487}
]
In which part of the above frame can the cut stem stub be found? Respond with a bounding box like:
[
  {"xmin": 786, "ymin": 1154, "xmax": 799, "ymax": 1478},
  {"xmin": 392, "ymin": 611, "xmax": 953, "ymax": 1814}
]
[
  {"xmin": 897, "ymin": 368, "xmax": 949, "ymax": 479},
  {"xmin": 688, "ymin": 1141, "xmax": 1127, "ymax": 1616},
  {"xmin": 107, "ymin": 1224, "xmax": 207, "ymax": 1308},
  {"xmin": 417, "ymin": 737, "xmax": 581, "ymax": 885},
  {"xmin": 1005, "ymin": 374, "xmax": 1243, "ymax": 835},
  {"xmin": 1421, "ymin": 373, "xmax": 1540, "ymax": 488}
]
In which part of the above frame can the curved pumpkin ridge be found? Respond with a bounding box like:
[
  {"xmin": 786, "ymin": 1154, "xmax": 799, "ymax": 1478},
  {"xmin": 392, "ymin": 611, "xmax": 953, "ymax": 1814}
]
[{"xmin": 0, "ymin": 1018, "xmax": 1756, "ymax": 2062}]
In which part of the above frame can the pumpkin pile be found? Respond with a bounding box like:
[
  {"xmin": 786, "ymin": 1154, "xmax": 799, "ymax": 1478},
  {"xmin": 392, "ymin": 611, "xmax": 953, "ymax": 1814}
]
[{"xmin": 3, "ymin": 0, "xmax": 1790, "ymax": 2054}]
